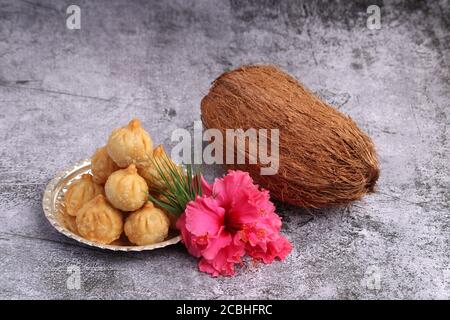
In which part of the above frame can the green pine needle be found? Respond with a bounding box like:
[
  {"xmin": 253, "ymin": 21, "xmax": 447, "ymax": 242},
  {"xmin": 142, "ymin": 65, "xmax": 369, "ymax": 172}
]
[{"xmin": 148, "ymin": 152, "xmax": 203, "ymax": 216}]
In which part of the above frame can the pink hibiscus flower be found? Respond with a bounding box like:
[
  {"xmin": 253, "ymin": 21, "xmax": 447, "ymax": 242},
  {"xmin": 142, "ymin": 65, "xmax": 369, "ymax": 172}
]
[{"xmin": 176, "ymin": 170, "xmax": 292, "ymax": 277}]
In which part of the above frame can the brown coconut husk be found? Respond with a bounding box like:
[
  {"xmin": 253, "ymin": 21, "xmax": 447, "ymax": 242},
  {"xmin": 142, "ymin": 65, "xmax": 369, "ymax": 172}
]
[{"xmin": 201, "ymin": 65, "xmax": 379, "ymax": 208}]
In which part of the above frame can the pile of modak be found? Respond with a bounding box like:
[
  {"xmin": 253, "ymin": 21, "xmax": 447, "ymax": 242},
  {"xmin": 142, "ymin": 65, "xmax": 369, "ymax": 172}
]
[{"xmin": 62, "ymin": 119, "xmax": 177, "ymax": 246}]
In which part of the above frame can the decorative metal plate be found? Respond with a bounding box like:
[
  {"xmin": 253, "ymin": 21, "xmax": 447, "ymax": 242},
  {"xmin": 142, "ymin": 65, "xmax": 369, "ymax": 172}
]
[{"xmin": 42, "ymin": 159, "xmax": 181, "ymax": 251}]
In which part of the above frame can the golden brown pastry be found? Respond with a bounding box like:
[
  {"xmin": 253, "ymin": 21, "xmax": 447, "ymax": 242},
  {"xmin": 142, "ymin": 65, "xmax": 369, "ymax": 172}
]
[
  {"xmin": 124, "ymin": 202, "xmax": 169, "ymax": 245},
  {"xmin": 91, "ymin": 146, "xmax": 119, "ymax": 184},
  {"xmin": 76, "ymin": 195, "xmax": 123, "ymax": 244},
  {"xmin": 138, "ymin": 144, "xmax": 181, "ymax": 190},
  {"xmin": 64, "ymin": 174, "xmax": 104, "ymax": 216},
  {"xmin": 105, "ymin": 164, "xmax": 149, "ymax": 211},
  {"xmin": 60, "ymin": 208, "xmax": 78, "ymax": 234},
  {"xmin": 106, "ymin": 118, "xmax": 153, "ymax": 168}
]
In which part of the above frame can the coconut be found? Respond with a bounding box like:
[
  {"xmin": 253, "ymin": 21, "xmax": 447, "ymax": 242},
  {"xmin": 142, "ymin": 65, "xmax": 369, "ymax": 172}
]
[{"xmin": 201, "ymin": 65, "xmax": 379, "ymax": 208}]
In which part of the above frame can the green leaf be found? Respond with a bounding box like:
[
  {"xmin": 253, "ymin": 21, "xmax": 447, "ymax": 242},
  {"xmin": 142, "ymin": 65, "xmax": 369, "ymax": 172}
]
[{"xmin": 146, "ymin": 150, "xmax": 203, "ymax": 216}]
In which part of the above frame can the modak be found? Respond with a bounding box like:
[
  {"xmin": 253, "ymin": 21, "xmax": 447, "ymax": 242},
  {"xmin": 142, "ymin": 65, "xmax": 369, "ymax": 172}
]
[
  {"xmin": 76, "ymin": 195, "xmax": 123, "ymax": 244},
  {"xmin": 138, "ymin": 144, "xmax": 181, "ymax": 190},
  {"xmin": 64, "ymin": 174, "xmax": 104, "ymax": 216},
  {"xmin": 91, "ymin": 146, "xmax": 119, "ymax": 184},
  {"xmin": 106, "ymin": 118, "xmax": 153, "ymax": 168},
  {"xmin": 124, "ymin": 202, "xmax": 169, "ymax": 245},
  {"xmin": 105, "ymin": 164, "xmax": 149, "ymax": 211},
  {"xmin": 60, "ymin": 208, "xmax": 78, "ymax": 234}
]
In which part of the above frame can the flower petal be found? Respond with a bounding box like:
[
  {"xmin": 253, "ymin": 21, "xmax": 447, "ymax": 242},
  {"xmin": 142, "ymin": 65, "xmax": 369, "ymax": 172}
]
[
  {"xmin": 200, "ymin": 176, "xmax": 213, "ymax": 197},
  {"xmin": 201, "ymin": 227, "xmax": 232, "ymax": 260},
  {"xmin": 198, "ymin": 236, "xmax": 245, "ymax": 277},
  {"xmin": 247, "ymin": 235, "xmax": 293, "ymax": 264},
  {"xmin": 212, "ymin": 170, "xmax": 256, "ymax": 208},
  {"xmin": 185, "ymin": 197, "xmax": 225, "ymax": 236},
  {"xmin": 177, "ymin": 213, "xmax": 202, "ymax": 257}
]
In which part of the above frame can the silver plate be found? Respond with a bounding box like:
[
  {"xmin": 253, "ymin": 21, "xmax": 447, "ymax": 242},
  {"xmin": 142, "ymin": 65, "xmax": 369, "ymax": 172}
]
[{"xmin": 42, "ymin": 159, "xmax": 181, "ymax": 251}]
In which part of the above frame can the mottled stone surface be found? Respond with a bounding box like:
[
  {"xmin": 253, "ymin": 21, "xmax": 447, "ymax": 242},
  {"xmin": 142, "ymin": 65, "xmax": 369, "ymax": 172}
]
[{"xmin": 0, "ymin": 0, "xmax": 449, "ymax": 299}]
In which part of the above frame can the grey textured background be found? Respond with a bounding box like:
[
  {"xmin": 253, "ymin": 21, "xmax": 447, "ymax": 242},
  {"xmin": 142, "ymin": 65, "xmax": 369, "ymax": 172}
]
[{"xmin": 0, "ymin": 0, "xmax": 449, "ymax": 299}]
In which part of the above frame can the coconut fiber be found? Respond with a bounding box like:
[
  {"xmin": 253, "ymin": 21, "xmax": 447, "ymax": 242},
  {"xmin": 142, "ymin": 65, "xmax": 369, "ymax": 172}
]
[{"xmin": 201, "ymin": 65, "xmax": 379, "ymax": 208}]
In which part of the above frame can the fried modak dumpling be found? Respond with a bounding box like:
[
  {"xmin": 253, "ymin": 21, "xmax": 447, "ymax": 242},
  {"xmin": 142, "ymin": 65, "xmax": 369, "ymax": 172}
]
[
  {"xmin": 124, "ymin": 202, "xmax": 170, "ymax": 245},
  {"xmin": 76, "ymin": 195, "xmax": 123, "ymax": 244},
  {"xmin": 64, "ymin": 174, "xmax": 104, "ymax": 216},
  {"xmin": 91, "ymin": 146, "xmax": 119, "ymax": 184},
  {"xmin": 138, "ymin": 144, "xmax": 182, "ymax": 190},
  {"xmin": 60, "ymin": 208, "xmax": 78, "ymax": 234},
  {"xmin": 105, "ymin": 164, "xmax": 149, "ymax": 211},
  {"xmin": 106, "ymin": 118, "xmax": 153, "ymax": 168}
]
